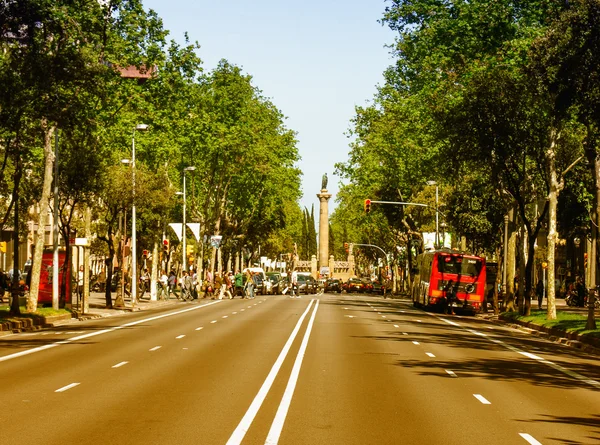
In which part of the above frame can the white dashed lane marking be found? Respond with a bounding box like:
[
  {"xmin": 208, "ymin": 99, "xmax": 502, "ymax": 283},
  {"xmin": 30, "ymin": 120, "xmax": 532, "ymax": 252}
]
[
  {"xmin": 176, "ymin": 335, "xmax": 185, "ymax": 339},
  {"xmin": 112, "ymin": 361, "xmax": 128, "ymax": 368},
  {"xmin": 211, "ymin": 320, "xmax": 217, "ymax": 324},
  {"xmin": 519, "ymin": 433, "xmax": 543, "ymax": 445},
  {"xmin": 445, "ymin": 370, "xmax": 458, "ymax": 378},
  {"xmin": 55, "ymin": 383, "xmax": 80, "ymax": 393},
  {"xmin": 412, "ymin": 341, "xmax": 420, "ymax": 345},
  {"xmin": 425, "ymin": 352, "xmax": 436, "ymax": 358},
  {"xmin": 473, "ymin": 394, "xmax": 491, "ymax": 405},
  {"xmin": 149, "ymin": 346, "xmax": 161, "ymax": 351},
  {"xmin": 195, "ymin": 327, "xmax": 203, "ymax": 331}
]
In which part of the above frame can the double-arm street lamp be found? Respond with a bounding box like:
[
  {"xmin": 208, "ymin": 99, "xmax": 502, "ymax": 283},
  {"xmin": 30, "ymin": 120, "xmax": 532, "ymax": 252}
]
[
  {"xmin": 176, "ymin": 166, "xmax": 196, "ymax": 272},
  {"xmin": 122, "ymin": 123, "xmax": 148, "ymax": 306}
]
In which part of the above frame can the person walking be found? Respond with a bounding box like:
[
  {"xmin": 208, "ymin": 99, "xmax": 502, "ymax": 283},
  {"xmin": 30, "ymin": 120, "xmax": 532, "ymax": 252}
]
[
  {"xmin": 225, "ymin": 272, "xmax": 233, "ymax": 299},
  {"xmin": 168, "ymin": 270, "xmax": 179, "ymax": 300},
  {"xmin": 77, "ymin": 265, "xmax": 84, "ymax": 301},
  {"xmin": 291, "ymin": 270, "xmax": 299, "ymax": 298},
  {"xmin": 536, "ymin": 279, "xmax": 544, "ymax": 310},
  {"xmin": 214, "ymin": 271, "xmax": 223, "ymax": 300},
  {"xmin": 234, "ymin": 270, "xmax": 244, "ymax": 298},
  {"xmin": 181, "ymin": 270, "xmax": 193, "ymax": 301},
  {"xmin": 140, "ymin": 268, "xmax": 150, "ymax": 299},
  {"xmin": 158, "ymin": 270, "xmax": 168, "ymax": 300},
  {"xmin": 245, "ymin": 270, "xmax": 255, "ymax": 299}
]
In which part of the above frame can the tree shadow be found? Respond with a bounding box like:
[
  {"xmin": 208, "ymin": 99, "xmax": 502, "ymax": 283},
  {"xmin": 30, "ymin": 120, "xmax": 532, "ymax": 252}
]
[
  {"xmin": 395, "ymin": 355, "xmax": 600, "ymax": 390},
  {"xmin": 517, "ymin": 414, "xmax": 600, "ymax": 444}
]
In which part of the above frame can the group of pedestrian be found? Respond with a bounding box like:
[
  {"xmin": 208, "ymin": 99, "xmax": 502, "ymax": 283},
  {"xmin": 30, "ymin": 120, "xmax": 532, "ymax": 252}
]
[{"xmin": 204, "ymin": 269, "xmax": 257, "ymax": 300}]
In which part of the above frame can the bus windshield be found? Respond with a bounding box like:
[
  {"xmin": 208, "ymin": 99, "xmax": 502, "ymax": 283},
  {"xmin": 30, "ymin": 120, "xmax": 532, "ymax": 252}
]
[{"xmin": 437, "ymin": 255, "xmax": 483, "ymax": 277}]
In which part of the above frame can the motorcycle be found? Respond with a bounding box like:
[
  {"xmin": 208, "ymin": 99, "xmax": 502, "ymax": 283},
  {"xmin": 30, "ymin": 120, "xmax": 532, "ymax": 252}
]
[
  {"xmin": 565, "ymin": 289, "xmax": 600, "ymax": 308},
  {"xmin": 565, "ymin": 290, "xmax": 583, "ymax": 307}
]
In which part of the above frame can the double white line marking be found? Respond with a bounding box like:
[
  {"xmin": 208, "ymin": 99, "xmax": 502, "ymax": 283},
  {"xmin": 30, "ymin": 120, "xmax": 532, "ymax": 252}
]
[{"xmin": 226, "ymin": 299, "xmax": 319, "ymax": 445}]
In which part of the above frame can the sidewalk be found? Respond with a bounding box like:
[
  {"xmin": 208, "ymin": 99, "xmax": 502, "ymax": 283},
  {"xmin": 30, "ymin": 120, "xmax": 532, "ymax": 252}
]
[
  {"xmin": 0, "ymin": 290, "xmax": 180, "ymax": 334},
  {"xmin": 74, "ymin": 290, "xmax": 180, "ymax": 319}
]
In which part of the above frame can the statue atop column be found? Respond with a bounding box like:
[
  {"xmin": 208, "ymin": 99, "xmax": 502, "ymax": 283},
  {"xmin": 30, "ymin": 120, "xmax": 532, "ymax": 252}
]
[{"xmin": 321, "ymin": 173, "xmax": 328, "ymax": 191}]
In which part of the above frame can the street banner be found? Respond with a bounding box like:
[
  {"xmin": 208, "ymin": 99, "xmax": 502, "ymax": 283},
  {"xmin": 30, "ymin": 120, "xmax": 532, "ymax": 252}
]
[
  {"xmin": 210, "ymin": 235, "xmax": 223, "ymax": 248},
  {"xmin": 169, "ymin": 223, "xmax": 183, "ymax": 241},
  {"xmin": 187, "ymin": 223, "xmax": 201, "ymax": 242}
]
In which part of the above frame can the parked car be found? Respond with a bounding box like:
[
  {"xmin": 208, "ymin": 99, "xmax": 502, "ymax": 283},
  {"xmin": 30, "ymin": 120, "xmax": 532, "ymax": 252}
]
[
  {"xmin": 251, "ymin": 273, "xmax": 268, "ymax": 295},
  {"xmin": 266, "ymin": 272, "xmax": 283, "ymax": 294},
  {"xmin": 345, "ymin": 277, "xmax": 365, "ymax": 293},
  {"xmin": 371, "ymin": 280, "xmax": 385, "ymax": 295},
  {"xmin": 361, "ymin": 278, "xmax": 373, "ymax": 293},
  {"xmin": 324, "ymin": 278, "xmax": 342, "ymax": 293},
  {"xmin": 297, "ymin": 272, "xmax": 317, "ymax": 294}
]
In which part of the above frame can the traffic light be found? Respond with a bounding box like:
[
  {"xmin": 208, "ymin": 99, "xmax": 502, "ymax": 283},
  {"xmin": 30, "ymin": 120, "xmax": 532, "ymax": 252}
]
[
  {"xmin": 344, "ymin": 242, "xmax": 349, "ymax": 253},
  {"xmin": 0, "ymin": 241, "xmax": 6, "ymax": 253},
  {"xmin": 142, "ymin": 249, "xmax": 149, "ymax": 259},
  {"xmin": 584, "ymin": 252, "xmax": 588, "ymax": 269},
  {"xmin": 364, "ymin": 199, "xmax": 371, "ymax": 213},
  {"xmin": 163, "ymin": 239, "xmax": 169, "ymax": 255}
]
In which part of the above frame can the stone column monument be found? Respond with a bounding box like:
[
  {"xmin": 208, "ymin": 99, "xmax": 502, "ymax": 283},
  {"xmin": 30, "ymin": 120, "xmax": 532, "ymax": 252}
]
[{"xmin": 317, "ymin": 173, "xmax": 332, "ymax": 275}]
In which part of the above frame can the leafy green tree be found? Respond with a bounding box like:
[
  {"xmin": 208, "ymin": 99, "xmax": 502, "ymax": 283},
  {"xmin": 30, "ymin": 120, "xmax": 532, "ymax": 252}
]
[{"xmin": 528, "ymin": 0, "xmax": 600, "ymax": 327}]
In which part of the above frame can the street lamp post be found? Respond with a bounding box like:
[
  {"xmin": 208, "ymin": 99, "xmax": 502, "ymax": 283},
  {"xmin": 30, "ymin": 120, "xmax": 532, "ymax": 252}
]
[
  {"xmin": 181, "ymin": 166, "xmax": 195, "ymax": 272},
  {"xmin": 130, "ymin": 123, "xmax": 148, "ymax": 306},
  {"xmin": 427, "ymin": 180, "xmax": 439, "ymax": 249}
]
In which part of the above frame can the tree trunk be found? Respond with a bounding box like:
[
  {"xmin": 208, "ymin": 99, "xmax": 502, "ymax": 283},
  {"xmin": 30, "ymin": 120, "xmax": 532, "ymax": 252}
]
[
  {"xmin": 546, "ymin": 128, "xmax": 560, "ymax": 320},
  {"xmin": 493, "ymin": 246, "xmax": 501, "ymax": 315},
  {"xmin": 83, "ymin": 207, "xmax": 91, "ymax": 314},
  {"xmin": 27, "ymin": 123, "xmax": 56, "ymax": 313},
  {"xmin": 586, "ymin": 152, "xmax": 599, "ymax": 330},
  {"xmin": 9, "ymin": 161, "xmax": 21, "ymax": 316},
  {"xmin": 150, "ymin": 238, "xmax": 159, "ymax": 301},
  {"xmin": 518, "ymin": 229, "xmax": 526, "ymax": 314},
  {"xmin": 506, "ymin": 210, "xmax": 516, "ymax": 311}
]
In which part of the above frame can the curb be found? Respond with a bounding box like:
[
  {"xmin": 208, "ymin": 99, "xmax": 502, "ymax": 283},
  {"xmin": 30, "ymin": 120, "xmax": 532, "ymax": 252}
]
[
  {"xmin": 0, "ymin": 299, "xmax": 179, "ymax": 334},
  {"xmin": 0, "ymin": 312, "xmax": 73, "ymax": 333},
  {"xmin": 497, "ymin": 313, "xmax": 600, "ymax": 356}
]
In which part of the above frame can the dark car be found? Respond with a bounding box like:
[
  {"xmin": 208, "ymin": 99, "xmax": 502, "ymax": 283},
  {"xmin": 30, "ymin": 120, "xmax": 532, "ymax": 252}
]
[
  {"xmin": 371, "ymin": 280, "xmax": 385, "ymax": 295},
  {"xmin": 361, "ymin": 278, "xmax": 373, "ymax": 293},
  {"xmin": 252, "ymin": 273, "xmax": 268, "ymax": 295},
  {"xmin": 324, "ymin": 278, "xmax": 342, "ymax": 293},
  {"xmin": 345, "ymin": 277, "xmax": 364, "ymax": 293},
  {"xmin": 266, "ymin": 272, "xmax": 283, "ymax": 295},
  {"xmin": 297, "ymin": 273, "xmax": 317, "ymax": 294}
]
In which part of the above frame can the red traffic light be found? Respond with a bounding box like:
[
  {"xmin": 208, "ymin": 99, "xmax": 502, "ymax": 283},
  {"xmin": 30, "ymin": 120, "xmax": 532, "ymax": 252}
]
[
  {"xmin": 364, "ymin": 199, "xmax": 371, "ymax": 213},
  {"xmin": 163, "ymin": 239, "xmax": 169, "ymax": 246}
]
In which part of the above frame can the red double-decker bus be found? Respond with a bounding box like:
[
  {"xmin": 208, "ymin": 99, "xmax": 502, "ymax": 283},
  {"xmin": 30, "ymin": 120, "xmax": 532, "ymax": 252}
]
[{"xmin": 411, "ymin": 250, "xmax": 486, "ymax": 314}]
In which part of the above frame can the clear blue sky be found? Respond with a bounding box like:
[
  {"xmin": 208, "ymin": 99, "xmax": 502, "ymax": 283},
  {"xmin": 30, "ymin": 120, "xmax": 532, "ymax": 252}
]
[{"xmin": 143, "ymin": 0, "xmax": 396, "ymax": 213}]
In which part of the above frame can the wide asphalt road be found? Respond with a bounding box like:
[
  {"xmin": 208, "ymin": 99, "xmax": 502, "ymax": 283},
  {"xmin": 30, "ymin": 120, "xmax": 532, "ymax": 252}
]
[{"xmin": 0, "ymin": 293, "xmax": 598, "ymax": 445}]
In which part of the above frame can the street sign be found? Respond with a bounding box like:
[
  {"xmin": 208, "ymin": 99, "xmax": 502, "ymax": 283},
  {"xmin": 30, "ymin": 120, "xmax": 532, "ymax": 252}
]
[{"xmin": 74, "ymin": 237, "xmax": 89, "ymax": 246}]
